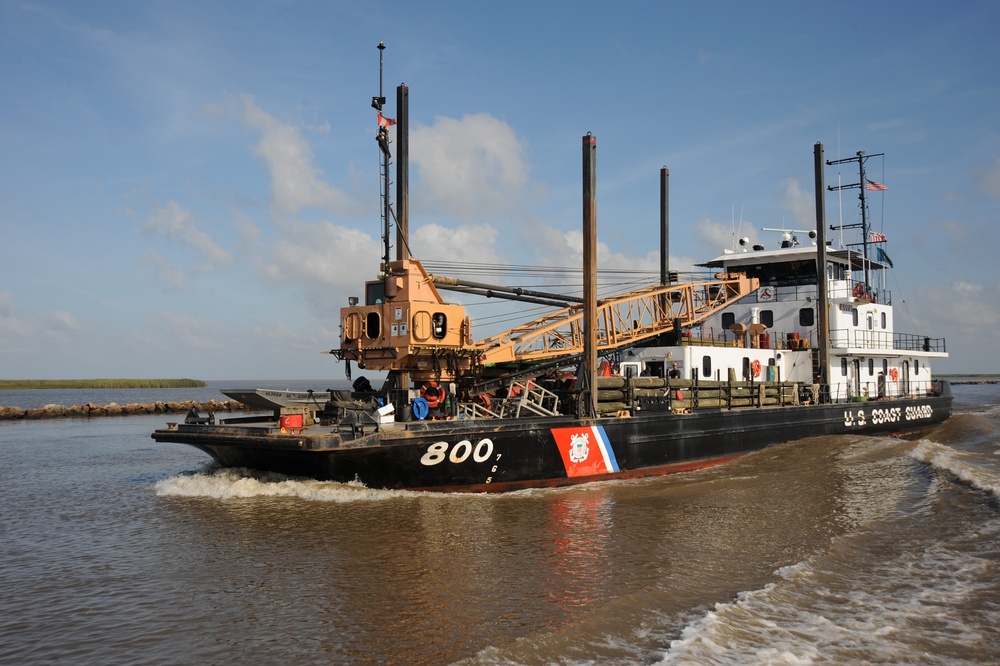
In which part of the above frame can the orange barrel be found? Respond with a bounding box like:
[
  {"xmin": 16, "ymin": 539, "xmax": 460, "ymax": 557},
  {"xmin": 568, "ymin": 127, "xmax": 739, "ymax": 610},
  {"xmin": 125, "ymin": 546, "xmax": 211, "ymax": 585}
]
[{"xmin": 279, "ymin": 414, "xmax": 303, "ymax": 429}]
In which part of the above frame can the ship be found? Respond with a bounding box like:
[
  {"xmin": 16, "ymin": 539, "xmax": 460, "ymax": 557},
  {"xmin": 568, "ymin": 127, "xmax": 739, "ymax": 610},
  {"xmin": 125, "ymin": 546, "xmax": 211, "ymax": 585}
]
[{"xmin": 151, "ymin": 63, "xmax": 951, "ymax": 492}]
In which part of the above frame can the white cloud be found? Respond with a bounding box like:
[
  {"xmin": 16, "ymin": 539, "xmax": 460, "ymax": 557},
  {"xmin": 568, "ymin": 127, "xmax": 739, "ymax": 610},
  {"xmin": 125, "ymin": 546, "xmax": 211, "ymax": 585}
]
[
  {"xmin": 410, "ymin": 113, "xmax": 540, "ymax": 221},
  {"xmin": 0, "ymin": 292, "xmax": 31, "ymax": 338},
  {"xmin": 155, "ymin": 312, "xmax": 224, "ymax": 351},
  {"xmin": 263, "ymin": 222, "xmax": 379, "ymax": 288},
  {"xmin": 142, "ymin": 201, "xmax": 232, "ymax": 271},
  {"xmin": 0, "ymin": 293, "xmax": 80, "ymax": 346},
  {"xmin": 141, "ymin": 251, "xmax": 186, "ymax": 289},
  {"xmin": 43, "ymin": 311, "xmax": 81, "ymax": 333},
  {"xmin": 919, "ymin": 280, "xmax": 999, "ymax": 334},
  {"xmin": 410, "ymin": 223, "xmax": 502, "ymax": 265},
  {"xmin": 694, "ymin": 214, "xmax": 760, "ymax": 255},
  {"xmin": 975, "ymin": 158, "xmax": 1000, "ymax": 198},
  {"xmin": 241, "ymin": 95, "xmax": 356, "ymax": 217},
  {"xmin": 779, "ymin": 177, "xmax": 815, "ymax": 228}
]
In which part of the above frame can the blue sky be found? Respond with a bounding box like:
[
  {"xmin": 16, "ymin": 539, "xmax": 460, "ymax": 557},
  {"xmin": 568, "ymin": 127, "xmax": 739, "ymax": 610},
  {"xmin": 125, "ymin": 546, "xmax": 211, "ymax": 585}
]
[{"xmin": 1, "ymin": 1, "xmax": 997, "ymax": 380}]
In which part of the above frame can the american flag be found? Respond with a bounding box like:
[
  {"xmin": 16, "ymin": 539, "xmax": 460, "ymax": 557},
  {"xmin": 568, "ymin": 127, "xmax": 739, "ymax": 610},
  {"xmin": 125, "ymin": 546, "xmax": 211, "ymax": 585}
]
[
  {"xmin": 866, "ymin": 179, "xmax": 888, "ymax": 191},
  {"xmin": 869, "ymin": 232, "xmax": 887, "ymax": 243}
]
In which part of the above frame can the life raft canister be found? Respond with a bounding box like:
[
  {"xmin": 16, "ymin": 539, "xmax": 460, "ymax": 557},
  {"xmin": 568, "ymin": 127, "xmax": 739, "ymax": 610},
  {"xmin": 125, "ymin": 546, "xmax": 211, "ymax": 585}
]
[
  {"xmin": 751, "ymin": 359, "xmax": 762, "ymax": 377},
  {"xmin": 420, "ymin": 381, "xmax": 446, "ymax": 409}
]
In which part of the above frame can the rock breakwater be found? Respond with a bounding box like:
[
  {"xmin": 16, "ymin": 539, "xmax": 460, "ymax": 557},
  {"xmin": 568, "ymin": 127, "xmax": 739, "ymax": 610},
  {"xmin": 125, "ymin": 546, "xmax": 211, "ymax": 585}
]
[{"xmin": 0, "ymin": 399, "xmax": 250, "ymax": 421}]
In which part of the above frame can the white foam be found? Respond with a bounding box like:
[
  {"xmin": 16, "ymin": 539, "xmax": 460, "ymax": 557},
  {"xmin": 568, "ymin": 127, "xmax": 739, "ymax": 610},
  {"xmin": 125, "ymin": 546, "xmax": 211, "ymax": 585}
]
[
  {"xmin": 153, "ymin": 468, "xmax": 412, "ymax": 502},
  {"xmin": 656, "ymin": 520, "xmax": 997, "ymax": 666},
  {"xmin": 909, "ymin": 439, "xmax": 1000, "ymax": 497}
]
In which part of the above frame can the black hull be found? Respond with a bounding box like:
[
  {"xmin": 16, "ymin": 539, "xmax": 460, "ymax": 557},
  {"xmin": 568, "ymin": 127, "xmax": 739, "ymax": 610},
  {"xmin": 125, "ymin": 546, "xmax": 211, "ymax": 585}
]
[{"xmin": 152, "ymin": 384, "xmax": 952, "ymax": 493}]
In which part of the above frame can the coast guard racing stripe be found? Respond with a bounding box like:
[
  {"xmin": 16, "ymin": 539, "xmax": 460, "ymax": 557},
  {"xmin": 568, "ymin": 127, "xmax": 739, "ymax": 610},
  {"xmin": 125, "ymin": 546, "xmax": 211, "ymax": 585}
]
[{"xmin": 551, "ymin": 425, "xmax": 620, "ymax": 478}]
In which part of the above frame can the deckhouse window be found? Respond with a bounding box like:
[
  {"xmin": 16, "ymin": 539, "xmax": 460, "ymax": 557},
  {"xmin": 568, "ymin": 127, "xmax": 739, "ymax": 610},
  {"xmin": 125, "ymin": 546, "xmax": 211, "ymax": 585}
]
[
  {"xmin": 432, "ymin": 313, "xmax": 447, "ymax": 340},
  {"xmin": 799, "ymin": 308, "xmax": 814, "ymax": 327},
  {"xmin": 841, "ymin": 358, "xmax": 848, "ymax": 376},
  {"xmin": 721, "ymin": 312, "xmax": 735, "ymax": 330},
  {"xmin": 914, "ymin": 360, "xmax": 920, "ymax": 375},
  {"xmin": 702, "ymin": 355, "xmax": 712, "ymax": 378},
  {"xmin": 881, "ymin": 312, "xmax": 887, "ymax": 329},
  {"xmin": 365, "ymin": 312, "xmax": 381, "ymax": 340},
  {"xmin": 868, "ymin": 358, "xmax": 875, "ymax": 376},
  {"xmin": 852, "ymin": 308, "xmax": 859, "ymax": 327},
  {"xmin": 761, "ymin": 310, "xmax": 774, "ymax": 328}
]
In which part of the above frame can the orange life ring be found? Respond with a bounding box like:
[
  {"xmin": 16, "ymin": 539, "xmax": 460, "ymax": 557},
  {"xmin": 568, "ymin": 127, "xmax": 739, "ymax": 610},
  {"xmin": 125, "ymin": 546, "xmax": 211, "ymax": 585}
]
[
  {"xmin": 420, "ymin": 382, "xmax": 446, "ymax": 409},
  {"xmin": 889, "ymin": 368, "xmax": 899, "ymax": 382},
  {"xmin": 476, "ymin": 393, "xmax": 492, "ymax": 411},
  {"xmin": 853, "ymin": 282, "xmax": 865, "ymax": 298},
  {"xmin": 751, "ymin": 359, "xmax": 762, "ymax": 377}
]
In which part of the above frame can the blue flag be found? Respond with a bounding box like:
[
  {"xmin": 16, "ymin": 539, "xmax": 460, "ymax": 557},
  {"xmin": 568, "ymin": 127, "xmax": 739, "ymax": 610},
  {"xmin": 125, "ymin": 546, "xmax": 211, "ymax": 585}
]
[{"xmin": 877, "ymin": 247, "xmax": 894, "ymax": 268}]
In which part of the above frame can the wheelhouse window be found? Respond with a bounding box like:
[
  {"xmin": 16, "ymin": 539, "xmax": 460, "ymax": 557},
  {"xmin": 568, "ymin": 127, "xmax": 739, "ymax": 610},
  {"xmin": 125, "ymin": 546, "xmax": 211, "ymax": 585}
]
[{"xmin": 365, "ymin": 281, "xmax": 385, "ymax": 305}]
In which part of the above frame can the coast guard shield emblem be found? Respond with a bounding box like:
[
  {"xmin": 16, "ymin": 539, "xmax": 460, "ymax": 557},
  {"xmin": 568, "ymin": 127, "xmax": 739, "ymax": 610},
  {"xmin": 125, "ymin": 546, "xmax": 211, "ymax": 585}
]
[
  {"xmin": 551, "ymin": 426, "xmax": 620, "ymax": 478},
  {"xmin": 568, "ymin": 432, "xmax": 590, "ymax": 463}
]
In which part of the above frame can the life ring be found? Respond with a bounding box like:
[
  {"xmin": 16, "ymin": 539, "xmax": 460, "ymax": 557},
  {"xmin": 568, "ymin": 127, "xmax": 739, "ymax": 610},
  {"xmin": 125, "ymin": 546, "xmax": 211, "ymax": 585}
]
[
  {"xmin": 419, "ymin": 381, "xmax": 446, "ymax": 409},
  {"xmin": 476, "ymin": 393, "xmax": 492, "ymax": 411},
  {"xmin": 750, "ymin": 359, "xmax": 762, "ymax": 377},
  {"xmin": 411, "ymin": 397, "xmax": 429, "ymax": 420},
  {"xmin": 853, "ymin": 282, "xmax": 865, "ymax": 298},
  {"xmin": 889, "ymin": 368, "xmax": 899, "ymax": 382}
]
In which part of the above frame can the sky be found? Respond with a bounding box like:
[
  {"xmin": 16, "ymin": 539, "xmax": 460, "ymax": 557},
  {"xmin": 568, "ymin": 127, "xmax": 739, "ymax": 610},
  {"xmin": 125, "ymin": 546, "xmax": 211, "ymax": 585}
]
[{"xmin": 1, "ymin": 1, "xmax": 998, "ymax": 380}]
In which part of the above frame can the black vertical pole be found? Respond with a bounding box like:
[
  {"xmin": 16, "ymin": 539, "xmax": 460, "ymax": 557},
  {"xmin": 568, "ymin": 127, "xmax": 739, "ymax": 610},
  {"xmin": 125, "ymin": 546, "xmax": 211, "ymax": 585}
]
[
  {"xmin": 582, "ymin": 133, "xmax": 598, "ymax": 418},
  {"xmin": 395, "ymin": 85, "xmax": 409, "ymax": 261},
  {"xmin": 814, "ymin": 142, "xmax": 830, "ymax": 399},
  {"xmin": 660, "ymin": 167, "xmax": 669, "ymax": 286}
]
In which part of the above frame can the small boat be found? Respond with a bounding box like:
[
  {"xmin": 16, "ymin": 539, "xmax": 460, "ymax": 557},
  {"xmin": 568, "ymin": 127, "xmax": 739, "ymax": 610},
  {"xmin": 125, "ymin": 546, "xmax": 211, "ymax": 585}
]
[
  {"xmin": 151, "ymin": 63, "xmax": 951, "ymax": 492},
  {"xmin": 218, "ymin": 388, "xmax": 332, "ymax": 412}
]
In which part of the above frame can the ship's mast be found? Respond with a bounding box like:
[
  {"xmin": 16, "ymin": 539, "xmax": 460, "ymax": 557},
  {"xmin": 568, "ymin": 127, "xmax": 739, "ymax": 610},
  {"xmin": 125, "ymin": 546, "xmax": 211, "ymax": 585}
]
[{"xmin": 826, "ymin": 150, "xmax": 883, "ymax": 292}]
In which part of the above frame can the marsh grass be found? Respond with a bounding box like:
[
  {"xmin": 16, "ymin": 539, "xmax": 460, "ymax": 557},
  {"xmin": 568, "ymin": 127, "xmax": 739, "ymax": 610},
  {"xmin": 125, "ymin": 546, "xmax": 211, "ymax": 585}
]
[{"xmin": 0, "ymin": 379, "xmax": 206, "ymax": 390}]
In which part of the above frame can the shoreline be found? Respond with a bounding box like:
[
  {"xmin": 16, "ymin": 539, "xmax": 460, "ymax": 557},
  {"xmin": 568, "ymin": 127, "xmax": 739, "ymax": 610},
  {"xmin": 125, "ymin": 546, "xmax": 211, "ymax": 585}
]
[{"xmin": 0, "ymin": 399, "xmax": 250, "ymax": 421}]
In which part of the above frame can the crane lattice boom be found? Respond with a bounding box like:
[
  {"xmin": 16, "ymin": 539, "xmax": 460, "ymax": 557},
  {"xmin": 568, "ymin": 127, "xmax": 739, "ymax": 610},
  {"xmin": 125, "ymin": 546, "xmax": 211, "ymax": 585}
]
[{"xmin": 474, "ymin": 273, "xmax": 759, "ymax": 365}]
